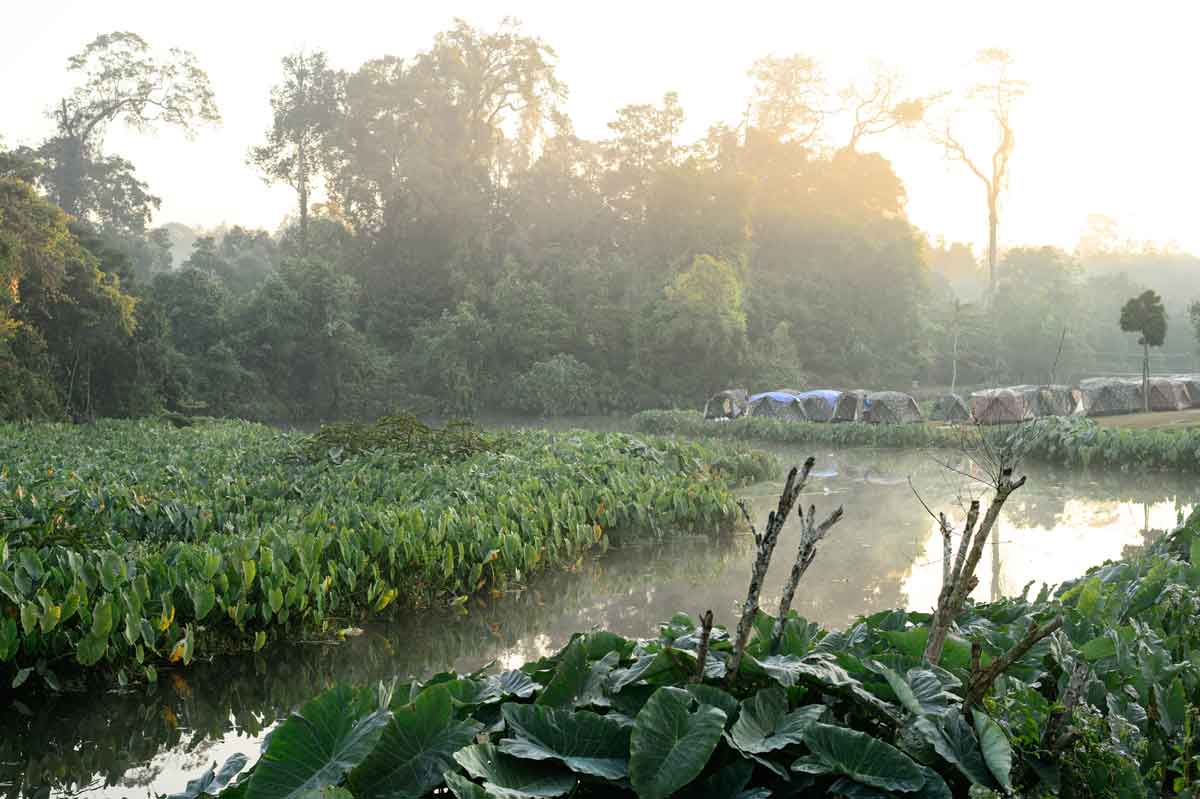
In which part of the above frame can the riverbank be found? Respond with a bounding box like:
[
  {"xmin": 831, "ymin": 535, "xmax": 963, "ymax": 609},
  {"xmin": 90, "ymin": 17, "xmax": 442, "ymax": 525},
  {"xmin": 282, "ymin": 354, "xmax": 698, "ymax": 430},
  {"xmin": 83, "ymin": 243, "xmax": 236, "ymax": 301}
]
[
  {"xmin": 0, "ymin": 418, "xmax": 773, "ymax": 691},
  {"xmin": 635, "ymin": 408, "xmax": 1200, "ymax": 472},
  {"xmin": 164, "ymin": 485, "xmax": 1200, "ymax": 797}
]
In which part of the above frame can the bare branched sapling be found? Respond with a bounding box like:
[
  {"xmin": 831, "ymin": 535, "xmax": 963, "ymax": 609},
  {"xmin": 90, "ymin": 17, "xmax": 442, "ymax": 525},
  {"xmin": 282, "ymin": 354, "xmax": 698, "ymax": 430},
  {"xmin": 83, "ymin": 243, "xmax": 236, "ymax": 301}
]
[{"xmin": 726, "ymin": 457, "xmax": 844, "ymax": 680}]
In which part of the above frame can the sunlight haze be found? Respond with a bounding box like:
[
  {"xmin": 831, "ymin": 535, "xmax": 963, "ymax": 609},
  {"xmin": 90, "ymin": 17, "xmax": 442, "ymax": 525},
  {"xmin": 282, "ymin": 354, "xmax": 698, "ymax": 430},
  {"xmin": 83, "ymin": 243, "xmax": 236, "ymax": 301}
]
[{"xmin": 5, "ymin": 0, "xmax": 1199, "ymax": 253}]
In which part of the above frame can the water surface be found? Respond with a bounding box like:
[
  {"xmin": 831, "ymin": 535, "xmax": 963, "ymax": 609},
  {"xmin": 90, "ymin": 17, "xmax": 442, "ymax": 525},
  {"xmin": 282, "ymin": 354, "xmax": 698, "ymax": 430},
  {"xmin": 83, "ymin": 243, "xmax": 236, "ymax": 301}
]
[{"xmin": 8, "ymin": 444, "xmax": 1193, "ymax": 799}]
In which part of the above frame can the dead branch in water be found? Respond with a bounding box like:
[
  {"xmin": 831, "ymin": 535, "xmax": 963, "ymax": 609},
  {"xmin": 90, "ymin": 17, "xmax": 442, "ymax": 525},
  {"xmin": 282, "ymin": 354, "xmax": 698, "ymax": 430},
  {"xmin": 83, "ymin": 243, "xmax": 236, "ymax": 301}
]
[
  {"xmin": 728, "ymin": 456, "xmax": 843, "ymax": 681},
  {"xmin": 771, "ymin": 503, "xmax": 844, "ymax": 654},
  {"xmin": 692, "ymin": 609, "xmax": 713, "ymax": 683}
]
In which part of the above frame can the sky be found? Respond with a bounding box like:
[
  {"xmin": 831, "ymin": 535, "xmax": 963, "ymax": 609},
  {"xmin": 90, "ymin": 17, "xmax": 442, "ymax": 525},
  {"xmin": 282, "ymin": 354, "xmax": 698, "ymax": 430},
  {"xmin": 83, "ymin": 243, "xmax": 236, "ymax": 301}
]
[{"xmin": 3, "ymin": 0, "xmax": 1200, "ymax": 255}]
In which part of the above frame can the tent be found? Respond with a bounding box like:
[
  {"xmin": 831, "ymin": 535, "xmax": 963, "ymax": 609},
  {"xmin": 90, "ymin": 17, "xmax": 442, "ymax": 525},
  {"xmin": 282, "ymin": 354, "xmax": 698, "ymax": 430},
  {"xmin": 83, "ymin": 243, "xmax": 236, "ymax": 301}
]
[
  {"xmin": 1170, "ymin": 375, "xmax": 1200, "ymax": 408},
  {"xmin": 863, "ymin": 391, "xmax": 923, "ymax": 424},
  {"xmin": 1015, "ymin": 385, "xmax": 1081, "ymax": 418},
  {"xmin": 703, "ymin": 389, "xmax": 750, "ymax": 420},
  {"xmin": 832, "ymin": 389, "xmax": 868, "ymax": 423},
  {"xmin": 795, "ymin": 389, "xmax": 842, "ymax": 423},
  {"xmin": 748, "ymin": 391, "xmax": 809, "ymax": 422},
  {"xmin": 930, "ymin": 393, "xmax": 971, "ymax": 423},
  {"xmin": 1147, "ymin": 378, "xmax": 1191, "ymax": 411},
  {"xmin": 1078, "ymin": 378, "xmax": 1141, "ymax": 417},
  {"xmin": 970, "ymin": 388, "xmax": 1033, "ymax": 425}
]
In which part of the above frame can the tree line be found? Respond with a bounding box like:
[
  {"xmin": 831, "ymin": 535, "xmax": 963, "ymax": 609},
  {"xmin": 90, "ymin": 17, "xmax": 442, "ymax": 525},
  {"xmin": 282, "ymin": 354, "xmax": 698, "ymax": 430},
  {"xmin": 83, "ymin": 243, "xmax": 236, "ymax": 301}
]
[{"xmin": 2, "ymin": 23, "xmax": 1197, "ymax": 423}]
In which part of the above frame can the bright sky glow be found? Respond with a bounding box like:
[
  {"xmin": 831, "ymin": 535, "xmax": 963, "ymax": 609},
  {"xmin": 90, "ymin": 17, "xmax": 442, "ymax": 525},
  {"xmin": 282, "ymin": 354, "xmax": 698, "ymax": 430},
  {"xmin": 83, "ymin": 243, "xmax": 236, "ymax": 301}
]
[{"xmin": 3, "ymin": 0, "xmax": 1199, "ymax": 253}]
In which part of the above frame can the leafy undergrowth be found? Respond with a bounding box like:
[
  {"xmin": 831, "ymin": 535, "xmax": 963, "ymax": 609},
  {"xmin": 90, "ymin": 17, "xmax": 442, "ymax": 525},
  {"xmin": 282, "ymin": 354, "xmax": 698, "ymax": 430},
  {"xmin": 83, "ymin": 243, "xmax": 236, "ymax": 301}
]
[
  {"xmin": 633, "ymin": 409, "xmax": 969, "ymax": 449},
  {"xmin": 0, "ymin": 419, "xmax": 772, "ymax": 691},
  {"xmin": 181, "ymin": 511, "xmax": 1200, "ymax": 798},
  {"xmin": 299, "ymin": 412, "xmax": 504, "ymax": 464},
  {"xmin": 1011, "ymin": 415, "xmax": 1200, "ymax": 473}
]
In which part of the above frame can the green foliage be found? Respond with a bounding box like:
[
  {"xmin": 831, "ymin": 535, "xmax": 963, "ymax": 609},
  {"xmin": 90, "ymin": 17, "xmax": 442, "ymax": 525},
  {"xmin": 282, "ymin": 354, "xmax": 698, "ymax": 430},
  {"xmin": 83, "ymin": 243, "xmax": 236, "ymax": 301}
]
[
  {"xmin": 0, "ymin": 420, "xmax": 768, "ymax": 688},
  {"xmin": 167, "ymin": 507, "xmax": 1200, "ymax": 797},
  {"xmin": 633, "ymin": 409, "xmax": 967, "ymax": 449},
  {"xmin": 1009, "ymin": 415, "xmax": 1200, "ymax": 472},
  {"xmin": 510, "ymin": 355, "xmax": 601, "ymax": 417},
  {"xmin": 1120, "ymin": 289, "xmax": 1168, "ymax": 348},
  {"xmin": 301, "ymin": 413, "xmax": 502, "ymax": 464}
]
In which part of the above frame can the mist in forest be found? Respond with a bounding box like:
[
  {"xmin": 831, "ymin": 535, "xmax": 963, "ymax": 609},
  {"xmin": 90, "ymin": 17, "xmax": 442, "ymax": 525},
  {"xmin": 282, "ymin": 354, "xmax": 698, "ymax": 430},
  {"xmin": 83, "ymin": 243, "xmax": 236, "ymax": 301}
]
[{"xmin": 3, "ymin": 6, "xmax": 1200, "ymax": 423}]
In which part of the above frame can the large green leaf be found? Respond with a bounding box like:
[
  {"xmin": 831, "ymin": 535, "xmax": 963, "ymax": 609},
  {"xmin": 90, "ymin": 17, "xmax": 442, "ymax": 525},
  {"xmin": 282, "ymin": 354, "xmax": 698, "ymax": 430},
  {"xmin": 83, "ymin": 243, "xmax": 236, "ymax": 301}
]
[
  {"xmin": 745, "ymin": 654, "xmax": 896, "ymax": 718},
  {"xmin": 728, "ymin": 686, "xmax": 825, "ymax": 754},
  {"xmin": 610, "ymin": 650, "xmax": 687, "ymax": 693},
  {"xmin": 828, "ymin": 769, "xmax": 952, "ymax": 799},
  {"xmin": 498, "ymin": 703, "xmax": 630, "ymax": 779},
  {"xmin": 971, "ymin": 710, "xmax": 1013, "ymax": 792},
  {"xmin": 349, "ymin": 684, "xmax": 481, "ymax": 799},
  {"xmin": 881, "ymin": 628, "xmax": 973, "ymax": 670},
  {"xmin": 629, "ymin": 686, "xmax": 727, "ymax": 799},
  {"xmin": 246, "ymin": 684, "xmax": 390, "ymax": 799},
  {"xmin": 675, "ymin": 758, "xmax": 760, "ymax": 799},
  {"xmin": 534, "ymin": 638, "xmax": 589, "ymax": 708},
  {"xmin": 443, "ymin": 771, "xmax": 489, "ymax": 799},
  {"xmin": 913, "ymin": 712, "xmax": 998, "ymax": 790},
  {"xmin": 873, "ymin": 664, "xmax": 956, "ymax": 717},
  {"xmin": 490, "ymin": 670, "xmax": 538, "ymax": 700},
  {"xmin": 453, "ymin": 743, "xmax": 576, "ymax": 799},
  {"xmin": 793, "ymin": 722, "xmax": 925, "ymax": 793},
  {"xmin": 686, "ymin": 684, "xmax": 740, "ymax": 722}
]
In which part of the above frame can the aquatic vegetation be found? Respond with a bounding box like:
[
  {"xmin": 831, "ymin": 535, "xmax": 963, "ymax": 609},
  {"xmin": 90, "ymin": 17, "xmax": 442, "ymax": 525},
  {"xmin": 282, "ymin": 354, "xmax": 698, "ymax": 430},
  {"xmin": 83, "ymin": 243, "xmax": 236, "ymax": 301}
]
[
  {"xmin": 176, "ymin": 504, "xmax": 1200, "ymax": 797},
  {"xmin": 634, "ymin": 409, "xmax": 969, "ymax": 448},
  {"xmin": 1009, "ymin": 415, "xmax": 1200, "ymax": 472},
  {"xmin": 0, "ymin": 419, "xmax": 771, "ymax": 690}
]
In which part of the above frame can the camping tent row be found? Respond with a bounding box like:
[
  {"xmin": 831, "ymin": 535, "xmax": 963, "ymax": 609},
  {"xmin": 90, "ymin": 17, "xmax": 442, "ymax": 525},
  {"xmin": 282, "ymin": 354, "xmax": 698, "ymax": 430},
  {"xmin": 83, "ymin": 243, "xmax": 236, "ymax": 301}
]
[
  {"xmin": 705, "ymin": 375, "xmax": 1200, "ymax": 426},
  {"xmin": 704, "ymin": 388, "xmax": 923, "ymax": 424},
  {"xmin": 970, "ymin": 377, "xmax": 1200, "ymax": 424}
]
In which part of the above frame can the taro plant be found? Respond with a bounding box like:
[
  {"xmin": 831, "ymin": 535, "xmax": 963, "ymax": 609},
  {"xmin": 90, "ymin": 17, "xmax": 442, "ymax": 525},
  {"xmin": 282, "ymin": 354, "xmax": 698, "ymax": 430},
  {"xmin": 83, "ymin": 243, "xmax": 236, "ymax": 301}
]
[{"xmin": 0, "ymin": 419, "xmax": 772, "ymax": 690}]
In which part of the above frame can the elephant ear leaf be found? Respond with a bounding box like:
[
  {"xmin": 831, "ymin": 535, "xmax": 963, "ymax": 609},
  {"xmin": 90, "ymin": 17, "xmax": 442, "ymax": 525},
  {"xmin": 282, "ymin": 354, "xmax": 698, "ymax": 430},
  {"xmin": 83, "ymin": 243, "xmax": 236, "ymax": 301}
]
[
  {"xmin": 794, "ymin": 722, "xmax": 926, "ymax": 793},
  {"xmin": 499, "ymin": 704, "xmax": 631, "ymax": 780},
  {"xmin": 246, "ymin": 684, "xmax": 390, "ymax": 799},
  {"xmin": 972, "ymin": 709, "xmax": 1013, "ymax": 792},
  {"xmin": 728, "ymin": 685, "xmax": 825, "ymax": 753},
  {"xmin": 914, "ymin": 712, "xmax": 999, "ymax": 790},
  {"xmin": 629, "ymin": 686, "xmax": 727, "ymax": 799},
  {"xmin": 453, "ymin": 743, "xmax": 577, "ymax": 798},
  {"xmin": 349, "ymin": 684, "xmax": 481, "ymax": 799}
]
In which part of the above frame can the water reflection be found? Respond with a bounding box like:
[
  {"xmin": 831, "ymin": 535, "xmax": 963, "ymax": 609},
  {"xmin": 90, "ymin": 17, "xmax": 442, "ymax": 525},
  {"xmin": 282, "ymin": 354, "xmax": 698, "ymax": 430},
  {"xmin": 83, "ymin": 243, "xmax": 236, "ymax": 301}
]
[{"xmin": 8, "ymin": 446, "xmax": 1194, "ymax": 799}]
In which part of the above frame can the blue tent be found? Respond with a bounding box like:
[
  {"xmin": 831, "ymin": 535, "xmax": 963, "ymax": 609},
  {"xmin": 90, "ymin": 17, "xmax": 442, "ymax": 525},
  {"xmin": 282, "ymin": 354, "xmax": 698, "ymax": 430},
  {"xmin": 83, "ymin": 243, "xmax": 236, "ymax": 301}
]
[{"xmin": 749, "ymin": 391, "xmax": 802, "ymax": 404}]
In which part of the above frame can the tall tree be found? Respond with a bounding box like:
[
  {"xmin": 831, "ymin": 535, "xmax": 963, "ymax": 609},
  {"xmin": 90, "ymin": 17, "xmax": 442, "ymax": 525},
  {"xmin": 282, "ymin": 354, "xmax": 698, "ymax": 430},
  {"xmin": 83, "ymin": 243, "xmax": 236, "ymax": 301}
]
[
  {"xmin": 37, "ymin": 32, "xmax": 220, "ymax": 226},
  {"xmin": 747, "ymin": 54, "xmax": 826, "ymax": 144},
  {"xmin": 929, "ymin": 49, "xmax": 1025, "ymax": 299},
  {"xmin": 250, "ymin": 50, "xmax": 343, "ymax": 256},
  {"xmin": 839, "ymin": 65, "xmax": 933, "ymax": 152},
  {"xmin": 1120, "ymin": 289, "xmax": 1167, "ymax": 412}
]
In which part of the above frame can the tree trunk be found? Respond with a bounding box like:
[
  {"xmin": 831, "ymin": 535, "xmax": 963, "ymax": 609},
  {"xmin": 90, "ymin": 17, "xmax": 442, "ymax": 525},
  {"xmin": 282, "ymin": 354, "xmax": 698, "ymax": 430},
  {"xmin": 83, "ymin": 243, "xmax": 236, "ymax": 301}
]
[
  {"xmin": 951, "ymin": 326, "xmax": 959, "ymax": 395},
  {"xmin": 986, "ymin": 193, "xmax": 999, "ymax": 300},
  {"xmin": 1143, "ymin": 339, "xmax": 1150, "ymax": 413},
  {"xmin": 297, "ymin": 134, "xmax": 309, "ymax": 258}
]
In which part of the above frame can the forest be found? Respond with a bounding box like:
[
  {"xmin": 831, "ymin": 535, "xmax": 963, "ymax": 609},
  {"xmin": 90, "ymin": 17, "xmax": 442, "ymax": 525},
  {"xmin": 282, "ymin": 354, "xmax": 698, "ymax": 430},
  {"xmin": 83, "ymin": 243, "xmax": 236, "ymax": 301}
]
[{"xmin": 4, "ymin": 23, "xmax": 1199, "ymax": 425}]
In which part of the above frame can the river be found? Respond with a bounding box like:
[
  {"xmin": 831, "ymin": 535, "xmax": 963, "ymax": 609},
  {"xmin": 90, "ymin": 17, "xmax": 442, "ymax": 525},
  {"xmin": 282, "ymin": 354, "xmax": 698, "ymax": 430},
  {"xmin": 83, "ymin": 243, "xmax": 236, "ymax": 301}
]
[{"xmin": 5, "ymin": 440, "xmax": 1193, "ymax": 799}]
